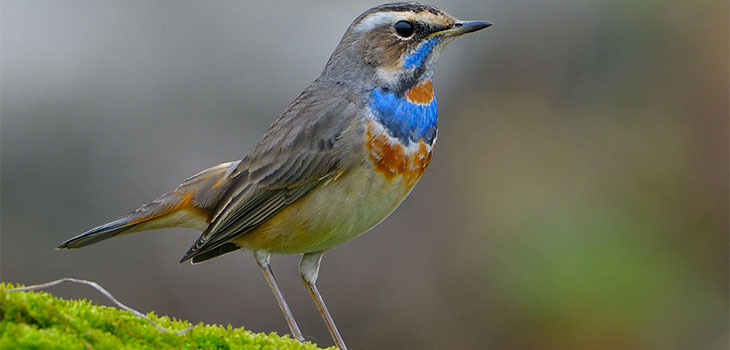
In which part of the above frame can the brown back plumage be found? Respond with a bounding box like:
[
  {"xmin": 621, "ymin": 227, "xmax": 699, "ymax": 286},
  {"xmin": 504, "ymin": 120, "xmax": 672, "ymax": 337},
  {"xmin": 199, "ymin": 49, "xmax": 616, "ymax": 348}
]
[{"xmin": 180, "ymin": 82, "xmax": 365, "ymax": 263}]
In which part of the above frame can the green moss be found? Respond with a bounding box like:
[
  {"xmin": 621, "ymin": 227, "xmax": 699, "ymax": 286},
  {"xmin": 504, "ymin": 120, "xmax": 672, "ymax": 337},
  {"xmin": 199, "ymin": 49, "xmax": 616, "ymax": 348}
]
[{"xmin": 0, "ymin": 283, "xmax": 333, "ymax": 350}]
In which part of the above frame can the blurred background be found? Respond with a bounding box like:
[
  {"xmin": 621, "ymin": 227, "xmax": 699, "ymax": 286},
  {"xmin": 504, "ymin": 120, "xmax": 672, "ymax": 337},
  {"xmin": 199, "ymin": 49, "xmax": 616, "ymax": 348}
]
[{"xmin": 2, "ymin": 1, "xmax": 727, "ymax": 349}]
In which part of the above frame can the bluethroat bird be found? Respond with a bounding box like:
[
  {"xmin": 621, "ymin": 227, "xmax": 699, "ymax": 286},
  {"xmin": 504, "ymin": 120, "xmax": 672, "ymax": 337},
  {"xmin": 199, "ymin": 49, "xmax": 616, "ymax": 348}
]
[{"xmin": 58, "ymin": 2, "xmax": 491, "ymax": 349}]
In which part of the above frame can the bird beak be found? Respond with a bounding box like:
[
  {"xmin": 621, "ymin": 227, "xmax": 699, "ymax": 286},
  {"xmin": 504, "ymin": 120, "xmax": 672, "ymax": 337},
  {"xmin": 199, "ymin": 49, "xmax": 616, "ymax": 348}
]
[{"xmin": 437, "ymin": 20, "xmax": 493, "ymax": 37}]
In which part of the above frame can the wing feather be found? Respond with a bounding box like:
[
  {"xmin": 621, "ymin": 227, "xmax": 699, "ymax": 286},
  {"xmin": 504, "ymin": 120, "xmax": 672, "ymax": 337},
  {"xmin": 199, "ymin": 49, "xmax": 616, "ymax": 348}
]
[{"xmin": 180, "ymin": 82, "xmax": 363, "ymax": 262}]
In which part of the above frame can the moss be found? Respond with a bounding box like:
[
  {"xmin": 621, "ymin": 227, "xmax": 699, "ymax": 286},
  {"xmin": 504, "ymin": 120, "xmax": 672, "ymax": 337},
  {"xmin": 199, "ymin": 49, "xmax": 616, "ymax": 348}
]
[{"xmin": 0, "ymin": 283, "xmax": 333, "ymax": 350}]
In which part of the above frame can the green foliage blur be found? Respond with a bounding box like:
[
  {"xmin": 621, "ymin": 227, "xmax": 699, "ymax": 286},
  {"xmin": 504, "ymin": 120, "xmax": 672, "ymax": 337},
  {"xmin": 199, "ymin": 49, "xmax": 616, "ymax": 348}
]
[
  {"xmin": 436, "ymin": 0, "xmax": 728, "ymax": 348},
  {"xmin": 0, "ymin": 283, "xmax": 331, "ymax": 350}
]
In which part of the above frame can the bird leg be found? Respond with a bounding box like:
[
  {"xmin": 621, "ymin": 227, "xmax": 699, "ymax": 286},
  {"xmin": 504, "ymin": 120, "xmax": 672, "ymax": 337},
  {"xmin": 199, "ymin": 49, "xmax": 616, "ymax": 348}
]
[
  {"xmin": 299, "ymin": 252, "xmax": 347, "ymax": 350},
  {"xmin": 253, "ymin": 251, "xmax": 304, "ymax": 342}
]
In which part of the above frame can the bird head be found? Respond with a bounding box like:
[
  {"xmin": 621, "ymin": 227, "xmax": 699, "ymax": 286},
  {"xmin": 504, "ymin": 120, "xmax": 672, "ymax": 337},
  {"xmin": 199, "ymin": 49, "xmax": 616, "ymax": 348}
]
[{"xmin": 320, "ymin": 2, "xmax": 491, "ymax": 94}]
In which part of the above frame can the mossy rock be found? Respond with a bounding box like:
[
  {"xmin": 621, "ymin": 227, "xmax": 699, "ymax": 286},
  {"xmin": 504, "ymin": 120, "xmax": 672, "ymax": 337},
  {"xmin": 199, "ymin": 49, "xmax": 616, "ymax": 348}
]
[{"xmin": 0, "ymin": 282, "xmax": 333, "ymax": 350}]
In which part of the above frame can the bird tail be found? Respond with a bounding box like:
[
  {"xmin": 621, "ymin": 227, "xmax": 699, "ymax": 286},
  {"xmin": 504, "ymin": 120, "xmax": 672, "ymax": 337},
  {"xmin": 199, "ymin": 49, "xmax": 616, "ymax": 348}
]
[
  {"xmin": 57, "ymin": 188, "xmax": 211, "ymax": 250},
  {"xmin": 57, "ymin": 216, "xmax": 136, "ymax": 249},
  {"xmin": 57, "ymin": 160, "xmax": 240, "ymax": 250}
]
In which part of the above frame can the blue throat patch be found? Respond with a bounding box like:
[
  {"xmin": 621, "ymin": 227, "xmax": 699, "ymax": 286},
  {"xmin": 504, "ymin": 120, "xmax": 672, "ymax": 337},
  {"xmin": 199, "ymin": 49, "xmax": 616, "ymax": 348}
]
[
  {"xmin": 368, "ymin": 36, "xmax": 441, "ymax": 145},
  {"xmin": 368, "ymin": 88, "xmax": 437, "ymax": 145},
  {"xmin": 404, "ymin": 36, "xmax": 441, "ymax": 69}
]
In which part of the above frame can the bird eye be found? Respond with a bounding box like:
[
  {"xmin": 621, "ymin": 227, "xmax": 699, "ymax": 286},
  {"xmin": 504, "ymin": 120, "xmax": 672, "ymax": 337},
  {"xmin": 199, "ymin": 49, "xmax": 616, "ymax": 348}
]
[{"xmin": 394, "ymin": 20, "xmax": 415, "ymax": 38}]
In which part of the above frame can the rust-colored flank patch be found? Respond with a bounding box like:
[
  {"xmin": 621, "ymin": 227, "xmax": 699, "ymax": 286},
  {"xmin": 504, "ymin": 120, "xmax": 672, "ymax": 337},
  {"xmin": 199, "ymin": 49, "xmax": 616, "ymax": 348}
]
[
  {"xmin": 405, "ymin": 80, "xmax": 434, "ymax": 105},
  {"xmin": 366, "ymin": 122, "xmax": 432, "ymax": 189},
  {"xmin": 127, "ymin": 188, "xmax": 210, "ymax": 225}
]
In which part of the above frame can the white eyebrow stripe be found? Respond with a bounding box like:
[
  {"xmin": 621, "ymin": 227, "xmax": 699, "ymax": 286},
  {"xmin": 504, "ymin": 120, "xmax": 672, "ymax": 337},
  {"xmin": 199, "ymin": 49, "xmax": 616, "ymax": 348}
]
[
  {"xmin": 353, "ymin": 11, "xmax": 453, "ymax": 33},
  {"xmin": 354, "ymin": 12, "xmax": 404, "ymax": 32}
]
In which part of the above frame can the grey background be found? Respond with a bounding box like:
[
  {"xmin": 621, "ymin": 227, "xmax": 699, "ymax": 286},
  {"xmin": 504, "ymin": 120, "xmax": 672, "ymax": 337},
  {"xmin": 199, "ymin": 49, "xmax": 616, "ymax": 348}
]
[{"xmin": 2, "ymin": 1, "xmax": 727, "ymax": 349}]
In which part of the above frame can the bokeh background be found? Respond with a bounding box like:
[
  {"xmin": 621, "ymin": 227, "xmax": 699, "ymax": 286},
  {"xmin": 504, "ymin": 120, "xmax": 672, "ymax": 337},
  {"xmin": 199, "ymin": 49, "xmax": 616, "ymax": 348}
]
[{"xmin": 2, "ymin": 1, "xmax": 727, "ymax": 349}]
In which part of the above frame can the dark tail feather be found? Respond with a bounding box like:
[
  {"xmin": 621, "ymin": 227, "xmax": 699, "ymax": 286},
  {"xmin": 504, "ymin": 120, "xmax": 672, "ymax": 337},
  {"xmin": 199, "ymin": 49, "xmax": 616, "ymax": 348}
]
[
  {"xmin": 189, "ymin": 243, "xmax": 240, "ymax": 264},
  {"xmin": 57, "ymin": 217, "xmax": 133, "ymax": 249},
  {"xmin": 57, "ymin": 161, "xmax": 239, "ymax": 252}
]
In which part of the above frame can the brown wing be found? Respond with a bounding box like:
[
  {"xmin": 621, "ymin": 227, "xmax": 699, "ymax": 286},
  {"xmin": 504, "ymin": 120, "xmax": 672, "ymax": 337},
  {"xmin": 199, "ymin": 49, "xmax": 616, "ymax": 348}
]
[{"xmin": 180, "ymin": 81, "xmax": 364, "ymax": 263}]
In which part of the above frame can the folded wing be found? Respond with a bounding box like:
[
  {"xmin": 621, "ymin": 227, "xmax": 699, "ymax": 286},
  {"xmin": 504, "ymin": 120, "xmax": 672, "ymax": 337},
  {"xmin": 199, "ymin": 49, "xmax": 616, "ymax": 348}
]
[{"xmin": 180, "ymin": 82, "xmax": 363, "ymax": 263}]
